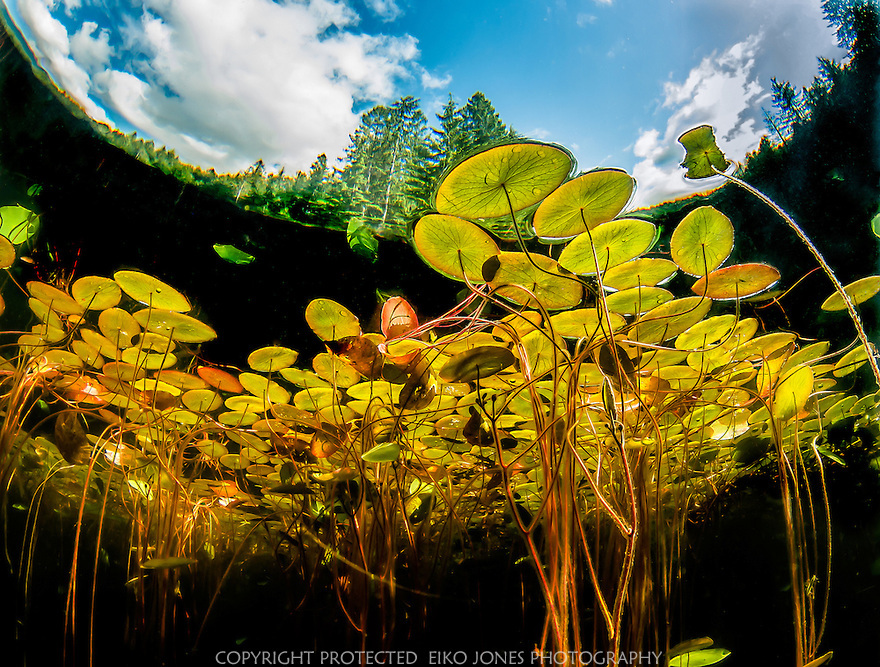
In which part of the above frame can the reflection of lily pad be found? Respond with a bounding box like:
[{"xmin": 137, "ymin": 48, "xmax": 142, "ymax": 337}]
[
  {"xmin": 488, "ymin": 251, "xmax": 583, "ymax": 310},
  {"xmin": 413, "ymin": 214, "xmax": 499, "ymax": 282},
  {"xmin": 435, "ymin": 142, "xmax": 573, "ymax": 219},
  {"xmin": 691, "ymin": 263, "xmax": 780, "ymax": 300},
  {"xmin": 671, "ymin": 206, "xmax": 734, "ymax": 276},
  {"xmin": 820, "ymin": 275, "xmax": 880, "ymax": 311},
  {"xmin": 558, "ymin": 218, "xmax": 657, "ymax": 275},
  {"xmin": 678, "ymin": 125, "xmax": 730, "ymax": 180},
  {"xmin": 532, "ymin": 168, "xmax": 634, "ymax": 240}
]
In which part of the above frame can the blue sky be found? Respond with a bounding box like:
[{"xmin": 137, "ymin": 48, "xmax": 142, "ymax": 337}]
[{"xmin": 3, "ymin": 0, "xmax": 845, "ymax": 205}]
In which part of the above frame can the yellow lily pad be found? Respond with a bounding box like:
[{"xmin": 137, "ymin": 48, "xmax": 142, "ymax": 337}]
[
  {"xmin": 304, "ymin": 298, "xmax": 360, "ymax": 341},
  {"xmin": 439, "ymin": 345, "xmax": 516, "ymax": 382},
  {"xmin": 413, "ymin": 214, "xmax": 500, "ymax": 282},
  {"xmin": 133, "ymin": 308, "xmax": 217, "ymax": 343},
  {"xmin": 548, "ymin": 308, "xmax": 625, "ymax": 340},
  {"xmin": 0, "ymin": 234, "xmax": 15, "ymax": 269},
  {"xmin": 558, "ymin": 218, "xmax": 657, "ymax": 275},
  {"xmin": 691, "ymin": 263, "xmax": 780, "ymax": 300},
  {"xmin": 678, "ymin": 125, "xmax": 730, "ymax": 180},
  {"xmin": 820, "ymin": 275, "xmax": 880, "ymax": 311},
  {"xmin": 670, "ymin": 206, "xmax": 734, "ymax": 276},
  {"xmin": 487, "ymin": 251, "xmax": 583, "ymax": 310},
  {"xmin": 631, "ymin": 296, "xmax": 712, "ymax": 344},
  {"xmin": 27, "ymin": 280, "xmax": 85, "ymax": 315},
  {"xmin": 247, "ymin": 346, "xmax": 298, "ymax": 372},
  {"xmin": 71, "ymin": 276, "xmax": 122, "ymax": 310},
  {"xmin": 604, "ymin": 286, "xmax": 673, "ymax": 315},
  {"xmin": 434, "ymin": 142, "xmax": 573, "ymax": 219},
  {"xmin": 602, "ymin": 257, "xmax": 678, "ymax": 290},
  {"xmin": 532, "ymin": 168, "xmax": 635, "ymax": 240},
  {"xmin": 771, "ymin": 365, "xmax": 814, "ymax": 421},
  {"xmin": 114, "ymin": 270, "xmax": 191, "ymax": 312}
]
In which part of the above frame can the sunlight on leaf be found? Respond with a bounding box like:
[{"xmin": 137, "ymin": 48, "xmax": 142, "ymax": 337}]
[{"xmin": 678, "ymin": 125, "xmax": 730, "ymax": 179}]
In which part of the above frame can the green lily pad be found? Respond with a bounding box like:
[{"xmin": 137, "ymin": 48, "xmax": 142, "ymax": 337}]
[
  {"xmin": 678, "ymin": 125, "xmax": 730, "ymax": 179},
  {"xmin": 548, "ymin": 308, "xmax": 625, "ymax": 340},
  {"xmin": 632, "ymin": 296, "xmax": 712, "ymax": 344},
  {"xmin": 558, "ymin": 218, "xmax": 657, "ymax": 275},
  {"xmin": 248, "ymin": 346, "xmax": 298, "ymax": 372},
  {"xmin": 434, "ymin": 142, "xmax": 573, "ymax": 219},
  {"xmin": 670, "ymin": 206, "xmax": 734, "ymax": 276},
  {"xmin": 604, "ymin": 286, "xmax": 673, "ymax": 315},
  {"xmin": 532, "ymin": 168, "xmax": 635, "ymax": 241},
  {"xmin": 413, "ymin": 214, "xmax": 500, "ymax": 282},
  {"xmin": 304, "ymin": 298, "xmax": 360, "ymax": 341},
  {"xmin": 213, "ymin": 243, "xmax": 255, "ymax": 264},
  {"xmin": 0, "ymin": 205, "xmax": 39, "ymax": 244}
]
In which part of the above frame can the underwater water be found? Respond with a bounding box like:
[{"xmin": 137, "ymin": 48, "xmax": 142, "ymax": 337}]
[{"xmin": 3, "ymin": 4, "xmax": 880, "ymax": 667}]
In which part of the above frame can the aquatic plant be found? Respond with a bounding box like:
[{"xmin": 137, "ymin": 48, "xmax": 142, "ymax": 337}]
[{"xmin": 2, "ymin": 129, "xmax": 878, "ymax": 666}]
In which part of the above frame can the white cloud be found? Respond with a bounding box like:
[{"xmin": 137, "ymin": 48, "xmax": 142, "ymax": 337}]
[
  {"xmin": 632, "ymin": 36, "xmax": 766, "ymax": 206},
  {"xmin": 14, "ymin": 0, "xmax": 428, "ymax": 173},
  {"xmin": 592, "ymin": 0, "xmax": 613, "ymax": 6},
  {"xmin": 419, "ymin": 67, "xmax": 452, "ymax": 90},
  {"xmin": 70, "ymin": 21, "xmax": 113, "ymax": 71},
  {"xmin": 364, "ymin": 0, "xmax": 403, "ymax": 22},
  {"xmin": 576, "ymin": 13, "xmax": 596, "ymax": 27}
]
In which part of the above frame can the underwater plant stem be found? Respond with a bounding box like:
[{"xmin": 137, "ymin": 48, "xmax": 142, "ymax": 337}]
[{"xmin": 714, "ymin": 169, "xmax": 880, "ymax": 387}]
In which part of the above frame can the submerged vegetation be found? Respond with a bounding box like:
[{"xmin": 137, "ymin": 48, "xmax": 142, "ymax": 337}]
[{"xmin": 2, "ymin": 123, "xmax": 878, "ymax": 666}]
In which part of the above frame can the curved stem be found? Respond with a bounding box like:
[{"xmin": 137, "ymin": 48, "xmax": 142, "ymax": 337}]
[{"xmin": 714, "ymin": 168, "xmax": 880, "ymax": 387}]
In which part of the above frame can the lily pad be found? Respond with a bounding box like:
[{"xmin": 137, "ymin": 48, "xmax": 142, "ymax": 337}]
[
  {"xmin": 488, "ymin": 251, "xmax": 583, "ymax": 310},
  {"xmin": 668, "ymin": 648, "xmax": 731, "ymax": 667},
  {"xmin": 71, "ymin": 276, "xmax": 122, "ymax": 310},
  {"xmin": 602, "ymin": 257, "xmax": 678, "ymax": 290},
  {"xmin": 248, "ymin": 346, "xmax": 298, "ymax": 372},
  {"xmin": 0, "ymin": 205, "xmax": 39, "ymax": 244},
  {"xmin": 670, "ymin": 206, "xmax": 734, "ymax": 276},
  {"xmin": 548, "ymin": 308, "xmax": 625, "ymax": 340},
  {"xmin": 632, "ymin": 296, "xmax": 712, "ymax": 344},
  {"xmin": 413, "ymin": 214, "xmax": 500, "ymax": 282},
  {"xmin": 133, "ymin": 309, "xmax": 217, "ymax": 343},
  {"xmin": 691, "ymin": 263, "xmax": 781, "ymax": 300},
  {"xmin": 434, "ymin": 142, "xmax": 573, "ymax": 219},
  {"xmin": 213, "ymin": 243, "xmax": 255, "ymax": 264},
  {"xmin": 439, "ymin": 345, "xmax": 516, "ymax": 382},
  {"xmin": 362, "ymin": 442, "xmax": 401, "ymax": 463},
  {"xmin": 772, "ymin": 365, "xmax": 814, "ymax": 421},
  {"xmin": 0, "ymin": 234, "xmax": 15, "ymax": 269},
  {"xmin": 558, "ymin": 218, "xmax": 657, "ymax": 275},
  {"xmin": 820, "ymin": 275, "xmax": 880, "ymax": 311},
  {"xmin": 532, "ymin": 168, "xmax": 635, "ymax": 240},
  {"xmin": 141, "ymin": 557, "xmax": 197, "ymax": 570},
  {"xmin": 604, "ymin": 286, "xmax": 673, "ymax": 315},
  {"xmin": 28, "ymin": 281, "xmax": 85, "ymax": 315},
  {"xmin": 114, "ymin": 270, "xmax": 191, "ymax": 312},
  {"xmin": 678, "ymin": 125, "xmax": 730, "ymax": 180},
  {"xmin": 305, "ymin": 298, "xmax": 360, "ymax": 341},
  {"xmin": 197, "ymin": 366, "xmax": 245, "ymax": 393}
]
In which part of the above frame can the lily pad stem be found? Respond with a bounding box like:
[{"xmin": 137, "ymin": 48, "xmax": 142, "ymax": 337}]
[{"xmin": 714, "ymin": 167, "xmax": 880, "ymax": 387}]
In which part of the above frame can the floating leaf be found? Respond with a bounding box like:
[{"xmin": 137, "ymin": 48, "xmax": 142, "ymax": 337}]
[
  {"xmin": 670, "ymin": 206, "xmax": 734, "ymax": 276},
  {"xmin": 833, "ymin": 344, "xmax": 870, "ymax": 377},
  {"xmin": 435, "ymin": 142, "xmax": 573, "ymax": 219},
  {"xmin": 413, "ymin": 214, "xmax": 499, "ymax": 282},
  {"xmin": 602, "ymin": 257, "xmax": 677, "ymax": 290},
  {"xmin": 346, "ymin": 218, "xmax": 378, "ymax": 261},
  {"xmin": 820, "ymin": 275, "xmax": 880, "ymax": 311},
  {"xmin": 604, "ymin": 286, "xmax": 673, "ymax": 315},
  {"xmin": 439, "ymin": 345, "xmax": 516, "ymax": 382},
  {"xmin": 691, "ymin": 263, "xmax": 781, "ymax": 300},
  {"xmin": 558, "ymin": 218, "xmax": 657, "ymax": 275},
  {"xmin": 197, "ymin": 366, "xmax": 245, "ymax": 393},
  {"xmin": 548, "ymin": 308, "xmax": 625, "ymax": 340},
  {"xmin": 213, "ymin": 243, "xmax": 255, "ymax": 264},
  {"xmin": 678, "ymin": 125, "xmax": 730, "ymax": 180},
  {"xmin": 381, "ymin": 296, "xmax": 418, "ymax": 339},
  {"xmin": 71, "ymin": 276, "xmax": 122, "ymax": 310},
  {"xmin": 0, "ymin": 234, "xmax": 15, "ymax": 269},
  {"xmin": 0, "ymin": 205, "xmax": 39, "ymax": 244},
  {"xmin": 488, "ymin": 251, "xmax": 583, "ymax": 310},
  {"xmin": 133, "ymin": 309, "xmax": 217, "ymax": 343},
  {"xmin": 248, "ymin": 346, "xmax": 298, "ymax": 372},
  {"xmin": 772, "ymin": 365, "xmax": 814, "ymax": 421},
  {"xmin": 114, "ymin": 270, "xmax": 191, "ymax": 312},
  {"xmin": 532, "ymin": 168, "xmax": 634, "ymax": 240},
  {"xmin": 28, "ymin": 281, "xmax": 85, "ymax": 315},
  {"xmin": 305, "ymin": 298, "xmax": 360, "ymax": 341},
  {"xmin": 632, "ymin": 296, "xmax": 712, "ymax": 344}
]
